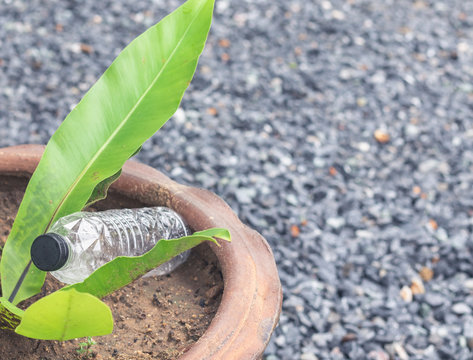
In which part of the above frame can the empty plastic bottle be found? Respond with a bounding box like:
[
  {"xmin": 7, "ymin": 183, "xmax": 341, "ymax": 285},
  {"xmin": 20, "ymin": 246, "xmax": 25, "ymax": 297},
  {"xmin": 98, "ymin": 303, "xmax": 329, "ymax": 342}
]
[{"xmin": 30, "ymin": 207, "xmax": 190, "ymax": 284}]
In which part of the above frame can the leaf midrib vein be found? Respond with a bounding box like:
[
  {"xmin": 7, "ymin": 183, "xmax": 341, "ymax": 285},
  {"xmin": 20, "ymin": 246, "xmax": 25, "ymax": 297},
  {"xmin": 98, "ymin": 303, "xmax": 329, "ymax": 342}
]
[{"xmin": 44, "ymin": 4, "xmax": 206, "ymax": 232}]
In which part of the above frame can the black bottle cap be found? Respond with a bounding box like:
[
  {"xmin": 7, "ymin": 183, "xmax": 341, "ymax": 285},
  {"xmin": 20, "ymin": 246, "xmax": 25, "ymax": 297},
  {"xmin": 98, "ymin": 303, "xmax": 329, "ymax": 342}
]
[{"xmin": 31, "ymin": 233, "xmax": 69, "ymax": 271}]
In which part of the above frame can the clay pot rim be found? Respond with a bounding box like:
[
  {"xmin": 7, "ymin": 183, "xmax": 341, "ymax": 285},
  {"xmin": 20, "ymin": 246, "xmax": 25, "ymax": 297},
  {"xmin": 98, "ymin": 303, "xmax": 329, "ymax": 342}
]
[{"xmin": 0, "ymin": 144, "xmax": 282, "ymax": 360}]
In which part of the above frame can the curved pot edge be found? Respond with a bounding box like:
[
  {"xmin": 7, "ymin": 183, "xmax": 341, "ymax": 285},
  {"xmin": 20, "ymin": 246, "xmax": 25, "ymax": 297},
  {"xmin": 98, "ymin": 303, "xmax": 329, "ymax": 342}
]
[
  {"xmin": 0, "ymin": 144, "xmax": 282, "ymax": 360},
  {"xmin": 117, "ymin": 156, "xmax": 283, "ymax": 359}
]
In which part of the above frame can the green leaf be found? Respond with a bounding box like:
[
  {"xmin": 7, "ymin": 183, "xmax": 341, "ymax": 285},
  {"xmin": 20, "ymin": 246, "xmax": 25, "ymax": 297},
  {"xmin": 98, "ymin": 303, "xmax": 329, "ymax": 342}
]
[
  {"xmin": 63, "ymin": 228, "xmax": 230, "ymax": 299},
  {"xmin": 84, "ymin": 146, "xmax": 141, "ymax": 208},
  {"xmin": 1, "ymin": 0, "xmax": 215, "ymax": 304},
  {"xmin": 84, "ymin": 169, "xmax": 122, "ymax": 208},
  {"xmin": 15, "ymin": 289, "xmax": 113, "ymax": 340},
  {"xmin": 0, "ymin": 297, "xmax": 23, "ymax": 330}
]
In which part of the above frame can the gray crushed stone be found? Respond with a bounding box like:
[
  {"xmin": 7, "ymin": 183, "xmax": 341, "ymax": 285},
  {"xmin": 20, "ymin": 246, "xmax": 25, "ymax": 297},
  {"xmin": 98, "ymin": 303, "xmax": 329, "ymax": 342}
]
[{"xmin": 2, "ymin": 0, "xmax": 473, "ymax": 359}]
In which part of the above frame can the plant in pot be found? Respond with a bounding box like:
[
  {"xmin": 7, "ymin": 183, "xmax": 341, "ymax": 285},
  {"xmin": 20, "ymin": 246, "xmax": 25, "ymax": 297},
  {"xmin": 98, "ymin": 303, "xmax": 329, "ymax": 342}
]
[{"xmin": 0, "ymin": 0, "xmax": 282, "ymax": 358}]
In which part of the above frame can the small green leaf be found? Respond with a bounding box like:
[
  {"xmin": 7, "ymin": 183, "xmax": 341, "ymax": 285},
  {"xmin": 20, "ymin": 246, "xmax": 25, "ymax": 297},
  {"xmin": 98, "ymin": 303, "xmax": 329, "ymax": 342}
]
[
  {"xmin": 85, "ymin": 146, "xmax": 141, "ymax": 207},
  {"xmin": 84, "ymin": 169, "xmax": 122, "ymax": 208},
  {"xmin": 15, "ymin": 288, "xmax": 113, "ymax": 340},
  {"xmin": 64, "ymin": 228, "xmax": 231, "ymax": 299},
  {"xmin": 0, "ymin": 297, "xmax": 23, "ymax": 330}
]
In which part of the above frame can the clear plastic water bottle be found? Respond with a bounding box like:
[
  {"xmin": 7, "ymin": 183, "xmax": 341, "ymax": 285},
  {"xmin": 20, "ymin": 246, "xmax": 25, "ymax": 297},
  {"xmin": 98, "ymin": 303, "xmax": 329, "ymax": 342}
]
[{"xmin": 30, "ymin": 207, "xmax": 190, "ymax": 284}]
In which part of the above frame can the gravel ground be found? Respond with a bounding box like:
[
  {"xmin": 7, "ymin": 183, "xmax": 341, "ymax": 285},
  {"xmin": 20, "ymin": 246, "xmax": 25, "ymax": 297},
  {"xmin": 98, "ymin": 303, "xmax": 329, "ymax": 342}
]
[{"xmin": 2, "ymin": 0, "xmax": 473, "ymax": 359}]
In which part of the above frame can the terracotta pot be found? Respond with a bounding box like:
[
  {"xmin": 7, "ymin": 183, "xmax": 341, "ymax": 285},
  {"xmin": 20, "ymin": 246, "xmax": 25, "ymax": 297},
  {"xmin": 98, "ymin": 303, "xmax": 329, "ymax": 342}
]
[{"xmin": 0, "ymin": 144, "xmax": 282, "ymax": 360}]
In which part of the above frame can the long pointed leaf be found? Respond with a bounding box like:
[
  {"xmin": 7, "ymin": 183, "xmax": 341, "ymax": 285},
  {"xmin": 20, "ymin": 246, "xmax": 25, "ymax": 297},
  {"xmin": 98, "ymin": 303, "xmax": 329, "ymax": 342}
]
[
  {"xmin": 63, "ymin": 228, "xmax": 231, "ymax": 299},
  {"xmin": 1, "ymin": 0, "xmax": 215, "ymax": 304}
]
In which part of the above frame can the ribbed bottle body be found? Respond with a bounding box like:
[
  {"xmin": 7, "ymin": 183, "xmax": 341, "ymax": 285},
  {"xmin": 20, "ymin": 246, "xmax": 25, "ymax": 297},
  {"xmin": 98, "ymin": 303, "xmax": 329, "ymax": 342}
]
[{"xmin": 50, "ymin": 207, "xmax": 189, "ymax": 284}]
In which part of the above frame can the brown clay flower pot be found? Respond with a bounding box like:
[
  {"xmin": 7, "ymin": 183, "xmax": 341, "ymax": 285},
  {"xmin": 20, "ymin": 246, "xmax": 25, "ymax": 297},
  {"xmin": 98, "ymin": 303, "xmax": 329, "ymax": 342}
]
[{"xmin": 0, "ymin": 144, "xmax": 282, "ymax": 360}]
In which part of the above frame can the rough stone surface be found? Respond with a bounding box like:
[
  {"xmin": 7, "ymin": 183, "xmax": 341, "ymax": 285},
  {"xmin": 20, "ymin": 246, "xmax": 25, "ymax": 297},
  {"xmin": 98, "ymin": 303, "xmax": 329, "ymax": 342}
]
[{"xmin": 1, "ymin": 0, "xmax": 473, "ymax": 359}]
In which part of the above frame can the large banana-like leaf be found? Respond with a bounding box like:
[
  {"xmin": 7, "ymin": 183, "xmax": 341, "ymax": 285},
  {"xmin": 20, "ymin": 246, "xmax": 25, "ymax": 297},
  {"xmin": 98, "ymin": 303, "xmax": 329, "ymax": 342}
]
[{"xmin": 1, "ymin": 0, "xmax": 215, "ymax": 305}]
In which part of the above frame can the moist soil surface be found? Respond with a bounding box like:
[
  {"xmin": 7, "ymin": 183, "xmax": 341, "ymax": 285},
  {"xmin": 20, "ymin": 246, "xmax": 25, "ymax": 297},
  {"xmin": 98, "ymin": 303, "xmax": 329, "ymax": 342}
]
[{"xmin": 0, "ymin": 176, "xmax": 223, "ymax": 360}]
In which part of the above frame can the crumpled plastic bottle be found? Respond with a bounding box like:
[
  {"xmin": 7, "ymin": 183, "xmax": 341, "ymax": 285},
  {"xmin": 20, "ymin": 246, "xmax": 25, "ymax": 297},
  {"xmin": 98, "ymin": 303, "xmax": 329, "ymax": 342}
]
[{"xmin": 30, "ymin": 206, "xmax": 190, "ymax": 284}]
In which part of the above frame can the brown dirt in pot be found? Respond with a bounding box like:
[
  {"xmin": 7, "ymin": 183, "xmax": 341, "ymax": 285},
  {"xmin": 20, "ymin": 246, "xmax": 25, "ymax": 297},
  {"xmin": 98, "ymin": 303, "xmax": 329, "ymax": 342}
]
[{"xmin": 0, "ymin": 176, "xmax": 223, "ymax": 360}]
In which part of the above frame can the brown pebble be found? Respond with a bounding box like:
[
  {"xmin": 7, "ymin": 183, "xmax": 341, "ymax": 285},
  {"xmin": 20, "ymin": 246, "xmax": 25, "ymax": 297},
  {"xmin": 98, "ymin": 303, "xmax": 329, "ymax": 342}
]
[
  {"xmin": 413, "ymin": 0, "xmax": 427, "ymax": 9},
  {"xmin": 411, "ymin": 278, "xmax": 425, "ymax": 295},
  {"xmin": 298, "ymin": 33, "xmax": 308, "ymax": 41},
  {"xmin": 218, "ymin": 38, "xmax": 231, "ymax": 48},
  {"xmin": 400, "ymin": 285, "xmax": 413, "ymax": 302},
  {"xmin": 367, "ymin": 350, "xmax": 389, "ymax": 360},
  {"xmin": 420, "ymin": 266, "xmax": 434, "ymax": 282},
  {"xmin": 206, "ymin": 107, "xmax": 218, "ymax": 116},
  {"xmin": 92, "ymin": 15, "xmax": 103, "ymax": 24},
  {"xmin": 374, "ymin": 129, "xmax": 390, "ymax": 143},
  {"xmin": 290, "ymin": 224, "xmax": 300, "ymax": 237},
  {"xmin": 341, "ymin": 333, "xmax": 357, "ymax": 343},
  {"xmin": 221, "ymin": 53, "xmax": 230, "ymax": 62},
  {"xmin": 80, "ymin": 43, "xmax": 93, "ymax": 54},
  {"xmin": 429, "ymin": 219, "xmax": 438, "ymax": 230},
  {"xmin": 399, "ymin": 26, "xmax": 411, "ymax": 35}
]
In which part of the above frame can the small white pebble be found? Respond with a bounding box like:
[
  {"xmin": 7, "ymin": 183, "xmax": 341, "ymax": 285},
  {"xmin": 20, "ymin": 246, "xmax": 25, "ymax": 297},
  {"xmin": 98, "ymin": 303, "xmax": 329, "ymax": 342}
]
[{"xmin": 400, "ymin": 285, "xmax": 413, "ymax": 302}]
